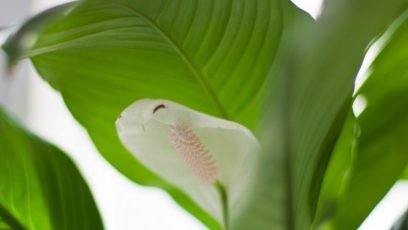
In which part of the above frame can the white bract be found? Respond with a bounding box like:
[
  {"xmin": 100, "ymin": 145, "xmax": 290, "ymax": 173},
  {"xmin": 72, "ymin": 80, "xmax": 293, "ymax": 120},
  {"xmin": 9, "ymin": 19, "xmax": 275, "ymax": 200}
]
[{"xmin": 116, "ymin": 99, "xmax": 261, "ymax": 223}]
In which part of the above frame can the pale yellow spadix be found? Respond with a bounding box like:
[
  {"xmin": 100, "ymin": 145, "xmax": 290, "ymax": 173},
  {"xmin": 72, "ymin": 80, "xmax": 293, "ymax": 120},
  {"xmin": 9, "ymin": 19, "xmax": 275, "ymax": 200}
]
[{"xmin": 116, "ymin": 99, "xmax": 261, "ymax": 225}]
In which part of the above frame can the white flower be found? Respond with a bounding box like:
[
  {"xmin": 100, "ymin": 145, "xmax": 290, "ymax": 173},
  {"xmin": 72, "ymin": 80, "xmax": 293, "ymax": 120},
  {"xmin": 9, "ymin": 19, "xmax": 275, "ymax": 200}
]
[{"xmin": 116, "ymin": 99, "xmax": 261, "ymax": 224}]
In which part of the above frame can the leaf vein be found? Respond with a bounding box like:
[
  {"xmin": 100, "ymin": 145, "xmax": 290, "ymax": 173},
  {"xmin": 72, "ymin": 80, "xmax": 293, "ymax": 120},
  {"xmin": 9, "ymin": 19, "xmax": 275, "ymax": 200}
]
[{"xmin": 120, "ymin": 2, "xmax": 228, "ymax": 118}]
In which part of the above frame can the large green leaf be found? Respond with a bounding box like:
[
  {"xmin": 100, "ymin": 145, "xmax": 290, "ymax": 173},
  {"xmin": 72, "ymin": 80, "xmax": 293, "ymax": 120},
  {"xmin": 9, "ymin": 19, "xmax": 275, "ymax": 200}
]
[
  {"xmin": 0, "ymin": 108, "xmax": 103, "ymax": 230},
  {"xmin": 30, "ymin": 0, "xmax": 283, "ymax": 129},
  {"xmin": 12, "ymin": 0, "xmax": 408, "ymax": 229},
  {"xmin": 315, "ymin": 12, "xmax": 408, "ymax": 230},
  {"xmin": 334, "ymin": 13, "xmax": 408, "ymax": 230},
  {"xmin": 233, "ymin": 1, "xmax": 408, "ymax": 230},
  {"xmin": 24, "ymin": 0, "xmax": 294, "ymax": 228},
  {"xmin": 289, "ymin": 1, "xmax": 408, "ymax": 228}
]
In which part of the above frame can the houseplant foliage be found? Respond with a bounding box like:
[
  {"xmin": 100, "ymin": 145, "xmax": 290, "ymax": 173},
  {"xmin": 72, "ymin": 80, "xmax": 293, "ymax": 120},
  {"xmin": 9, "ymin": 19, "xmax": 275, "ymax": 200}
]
[
  {"xmin": 2, "ymin": 0, "xmax": 408, "ymax": 229},
  {"xmin": 316, "ymin": 12, "xmax": 408, "ymax": 230},
  {"xmin": 0, "ymin": 109, "xmax": 103, "ymax": 229}
]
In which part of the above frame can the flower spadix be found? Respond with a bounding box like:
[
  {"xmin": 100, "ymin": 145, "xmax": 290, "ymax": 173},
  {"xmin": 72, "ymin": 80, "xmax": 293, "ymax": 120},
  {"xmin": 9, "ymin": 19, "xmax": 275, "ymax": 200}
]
[{"xmin": 116, "ymin": 99, "xmax": 260, "ymax": 223}]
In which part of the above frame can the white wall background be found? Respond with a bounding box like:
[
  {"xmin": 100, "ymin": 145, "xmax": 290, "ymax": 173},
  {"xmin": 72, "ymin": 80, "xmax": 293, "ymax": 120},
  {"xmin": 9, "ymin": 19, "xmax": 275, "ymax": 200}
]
[{"xmin": 1, "ymin": 0, "xmax": 407, "ymax": 229}]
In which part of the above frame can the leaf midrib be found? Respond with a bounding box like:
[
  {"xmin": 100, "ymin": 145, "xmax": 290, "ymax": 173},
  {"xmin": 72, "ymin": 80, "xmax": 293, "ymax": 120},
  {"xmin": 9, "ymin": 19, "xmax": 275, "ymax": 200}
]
[
  {"xmin": 30, "ymin": 1, "xmax": 228, "ymax": 119},
  {"xmin": 119, "ymin": 3, "xmax": 228, "ymax": 118}
]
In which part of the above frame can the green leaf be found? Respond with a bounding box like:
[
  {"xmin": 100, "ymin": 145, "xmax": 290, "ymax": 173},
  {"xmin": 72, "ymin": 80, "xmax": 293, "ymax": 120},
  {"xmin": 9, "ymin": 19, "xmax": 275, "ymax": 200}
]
[
  {"xmin": 0, "ymin": 217, "xmax": 11, "ymax": 230},
  {"xmin": 401, "ymin": 166, "xmax": 408, "ymax": 180},
  {"xmin": 1, "ymin": 2, "xmax": 77, "ymax": 67},
  {"xmin": 233, "ymin": 1, "xmax": 408, "ymax": 230},
  {"xmin": 291, "ymin": 2, "xmax": 408, "ymax": 228},
  {"xmin": 25, "ymin": 0, "xmax": 290, "ymax": 228},
  {"xmin": 17, "ymin": 0, "xmax": 408, "ymax": 229},
  {"xmin": 315, "ymin": 12, "xmax": 408, "ymax": 230},
  {"xmin": 335, "ymin": 14, "xmax": 408, "ymax": 230},
  {"xmin": 0, "ymin": 108, "xmax": 103, "ymax": 230},
  {"xmin": 313, "ymin": 113, "xmax": 357, "ymax": 228},
  {"xmin": 290, "ymin": 1, "xmax": 408, "ymax": 229}
]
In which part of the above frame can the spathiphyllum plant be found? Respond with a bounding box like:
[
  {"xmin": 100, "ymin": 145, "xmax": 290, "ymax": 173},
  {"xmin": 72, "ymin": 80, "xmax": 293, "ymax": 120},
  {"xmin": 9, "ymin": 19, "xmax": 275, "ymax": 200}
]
[
  {"xmin": 116, "ymin": 99, "xmax": 261, "ymax": 229},
  {"xmin": 1, "ymin": 0, "xmax": 408, "ymax": 230}
]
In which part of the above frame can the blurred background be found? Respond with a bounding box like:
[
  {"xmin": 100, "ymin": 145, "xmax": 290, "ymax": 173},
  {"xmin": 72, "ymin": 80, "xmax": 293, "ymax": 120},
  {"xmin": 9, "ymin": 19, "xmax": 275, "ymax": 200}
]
[{"xmin": 0, "ymin": 0, "xmax": 407, "ymax": 229}]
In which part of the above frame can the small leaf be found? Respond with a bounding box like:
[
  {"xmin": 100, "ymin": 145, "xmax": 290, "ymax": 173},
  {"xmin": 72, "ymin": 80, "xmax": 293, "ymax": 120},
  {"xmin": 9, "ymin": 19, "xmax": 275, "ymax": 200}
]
[{"xmin": 116, "ymin": 99, "xmax": 261, "ymax": 228}]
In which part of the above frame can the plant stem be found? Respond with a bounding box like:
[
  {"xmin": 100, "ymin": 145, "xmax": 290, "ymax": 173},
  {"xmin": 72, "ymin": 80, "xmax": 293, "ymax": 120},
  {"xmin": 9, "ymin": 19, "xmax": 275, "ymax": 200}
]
[{"xmin": 215, "ymin": 181, "xmax": 229, "ymax": 230}]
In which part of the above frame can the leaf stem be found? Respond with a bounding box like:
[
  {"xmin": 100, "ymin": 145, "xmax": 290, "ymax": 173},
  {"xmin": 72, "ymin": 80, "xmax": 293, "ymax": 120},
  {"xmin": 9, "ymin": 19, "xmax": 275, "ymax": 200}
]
[{"xmin": 215, "ymin": 181, "xmax": 229, "ymax": 230}]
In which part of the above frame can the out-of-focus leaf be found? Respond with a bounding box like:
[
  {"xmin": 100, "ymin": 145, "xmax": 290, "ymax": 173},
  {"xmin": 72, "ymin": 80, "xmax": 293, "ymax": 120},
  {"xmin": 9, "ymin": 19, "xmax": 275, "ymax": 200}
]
[
  {"xmin": 0, "ymin": 217, "xmax": 11, "ymax": 230},
  {"xmin": 1, "ymin": 2, "xmax": 76, "ymax": 67},
  {"xmin": 0, "ymin": 108, "xmax": 103, "ymax": 230},
  {"xmin": 314, "ymin": 12, "xmax": 408, "ymax": 230},
  {"xmin": 313, "ymin": 113, "xmax": 357, "ymax": 228},
  {"xmin": 230, "ymin": 6, "xmax": 314, "ymax": 229},
  {"xmin": 401, "ymin": 167, "xmax": 408, "ymax": 180},
  {"xmin": 332, "ymin": 13, "xmax": 408, "ymax": 229},
  {"xmin": 392, "ymin": 209, "xmax": 408, "ymax": 230},
  {"xmin": 234, "ymin": 1, "xmax": 408, "ymax": 230},
  {"xmin": 25, "ymin": 0, "xmax": 295, "ymax": 228},
  {"xmin": 289, "ymin": 1, "xmax": 408, "ymax": 228}
]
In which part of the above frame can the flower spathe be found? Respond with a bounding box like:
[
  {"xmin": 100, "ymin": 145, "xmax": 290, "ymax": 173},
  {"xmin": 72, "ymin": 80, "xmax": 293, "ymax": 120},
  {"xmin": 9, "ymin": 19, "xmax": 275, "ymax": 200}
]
[{"xmin": 116, "ymin": 99, "xmax": 261, "ymax": 223}]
